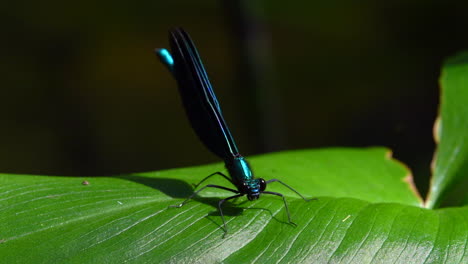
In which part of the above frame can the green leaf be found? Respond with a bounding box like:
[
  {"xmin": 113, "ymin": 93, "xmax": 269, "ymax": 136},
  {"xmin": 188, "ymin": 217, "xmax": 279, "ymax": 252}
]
[
  {"xmin": 427, "ymin": 52, "xmax": 468, "ymax": 208},
  {"xmin": 3, "ymin": 148, "xmax": 466, "ymax": 263}
]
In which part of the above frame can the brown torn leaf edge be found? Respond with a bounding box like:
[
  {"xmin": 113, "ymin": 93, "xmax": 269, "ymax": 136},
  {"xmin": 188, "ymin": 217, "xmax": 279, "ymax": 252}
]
[{"xmin": 384, "ymin": 149, "xmax": 424, "ymax": 206}]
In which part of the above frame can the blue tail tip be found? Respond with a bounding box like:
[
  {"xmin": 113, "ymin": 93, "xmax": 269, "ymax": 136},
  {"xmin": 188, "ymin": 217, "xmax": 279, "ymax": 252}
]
[{"xmin": 156, "ymin": 48, "xmax": 174, "ymax": 66}]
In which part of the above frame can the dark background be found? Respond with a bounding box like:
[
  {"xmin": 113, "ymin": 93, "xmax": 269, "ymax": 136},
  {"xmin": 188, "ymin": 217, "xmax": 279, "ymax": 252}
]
[{"xmin": 2, "ymin": 1, "xmax": 467, "ymax": 197}]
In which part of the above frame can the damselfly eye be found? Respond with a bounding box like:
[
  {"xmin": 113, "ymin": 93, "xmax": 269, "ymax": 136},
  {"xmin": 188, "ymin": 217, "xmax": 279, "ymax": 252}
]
[{"xmin": 259, "ymin": 178, "xmax": 266, "ymax": 191}]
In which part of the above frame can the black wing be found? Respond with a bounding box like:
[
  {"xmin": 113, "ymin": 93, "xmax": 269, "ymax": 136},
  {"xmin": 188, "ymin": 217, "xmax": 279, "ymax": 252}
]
[{"xmin": 168, "ymin": 28, "xmax": 240, "ymax": 160}]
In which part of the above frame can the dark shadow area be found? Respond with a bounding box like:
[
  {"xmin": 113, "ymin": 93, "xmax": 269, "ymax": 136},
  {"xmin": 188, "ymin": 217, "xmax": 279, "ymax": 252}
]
[
  {"xmin": 118, "ymin": 174, "xmax": 291, "ymax": 225},
  {"xmin": 119, "ymin": 174, "xmax": 309, "ymax": 221},
  {"xmin": 118, "ymin": 174, "xmax": 249, "ymax": 213},
  {"xmin": 117, "ymin": 174, "xmax": 194, "ymax": 199}
]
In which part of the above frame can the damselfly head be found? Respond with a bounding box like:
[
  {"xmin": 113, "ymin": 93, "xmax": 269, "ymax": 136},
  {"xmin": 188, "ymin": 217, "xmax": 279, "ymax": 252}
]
[{"xmin": 245, "ymin": 178, "xmax": 267, "ymax": 201}]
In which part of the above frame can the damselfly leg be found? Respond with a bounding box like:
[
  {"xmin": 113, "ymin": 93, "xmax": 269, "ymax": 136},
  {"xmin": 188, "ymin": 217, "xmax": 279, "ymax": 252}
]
[
  {"xmin": 170, "ymin": 184, "xmax": 239, "ymax": 208},
  {"xmin": 261, "ymin": 191, "xmax": 297, "ymax": 226},
  {"xmin": 266, "ymin": 179, "xmax": 314, "ymax": 202},
  {"xmin": 192, "ymin": 172, "xmax": 233, "ymax": 189}
]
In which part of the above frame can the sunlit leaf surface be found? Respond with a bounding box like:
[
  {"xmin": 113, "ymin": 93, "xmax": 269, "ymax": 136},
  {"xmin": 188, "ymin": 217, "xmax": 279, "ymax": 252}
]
[{"xmin": 3, "ymin": 148, "xmax": 465, "ymax": 264}]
